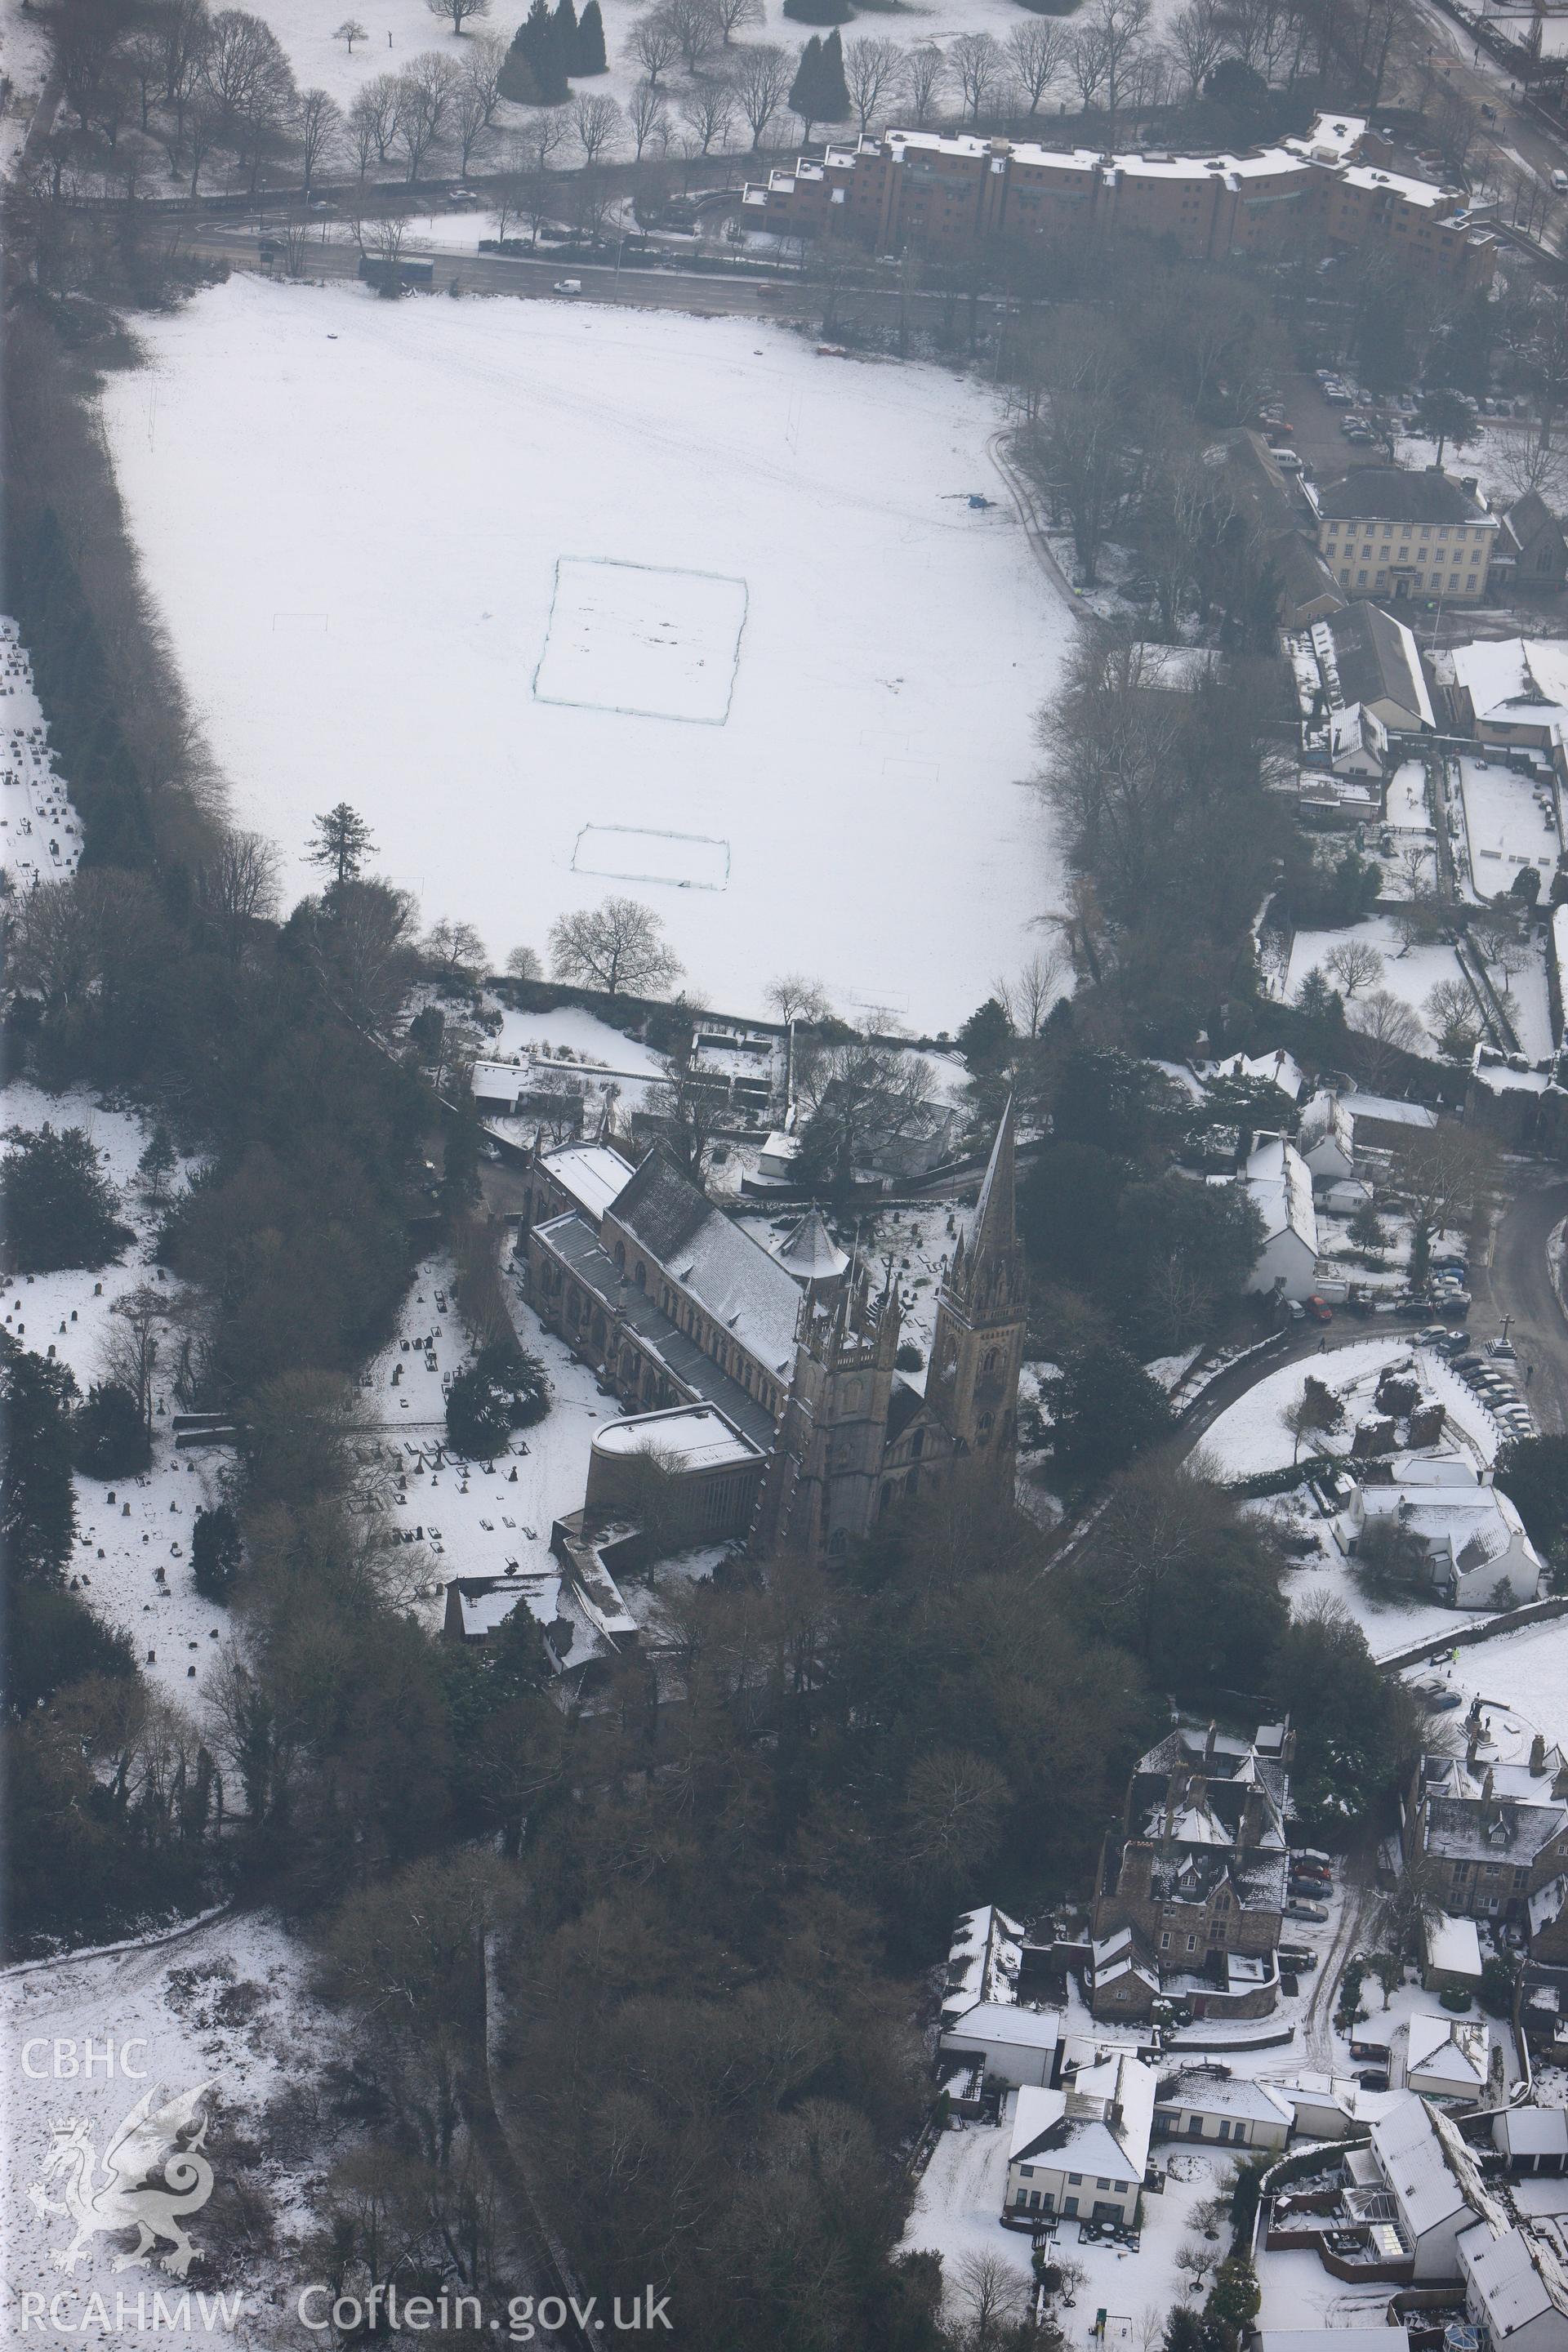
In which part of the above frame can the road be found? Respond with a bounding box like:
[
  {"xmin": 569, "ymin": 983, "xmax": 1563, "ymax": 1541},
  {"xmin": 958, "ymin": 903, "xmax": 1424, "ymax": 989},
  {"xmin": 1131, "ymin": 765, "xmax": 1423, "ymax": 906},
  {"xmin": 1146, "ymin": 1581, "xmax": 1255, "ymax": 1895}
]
[
  {"xmin": 1473, "ymin": 1170, "xmax": 1568, "ymax": 1431},
  {"xmin": 1403, "ymin": 0, "xmax": 1568, "ymax": 233},
  {"xmin": 184, "ymin": 224, "xmax": 827, "ymax": 314},
  {"xmin": 185, "ymin": 220, "xmax": 1013, "ymax": 335}
]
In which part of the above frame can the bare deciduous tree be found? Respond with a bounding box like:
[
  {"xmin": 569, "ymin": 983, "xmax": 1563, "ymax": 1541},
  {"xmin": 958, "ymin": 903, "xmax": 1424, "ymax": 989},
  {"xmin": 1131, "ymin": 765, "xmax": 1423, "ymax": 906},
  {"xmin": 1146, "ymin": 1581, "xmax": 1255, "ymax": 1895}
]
[
  {"xmin": 842, "ymin": 36, "xmax": 904, "ymax": 132},
  {"xmin": 994, "ymin": 945, "xmax": 1067, "ymax": 1036},
  {"xmin": 1324, "ymin": 938, "xmax": 1385, "ymax": 1000},
  {"xmin": 626, "ymin": 74, "xmax": 670, "ymax": 155},
  {"xmin": 952, "ymin": 2250, "xmax": 1027, "ymax": 2347},
  {"xmin": 422, "ymin": 917, "xmax": 488, "ymax": 993},
  {"xmin": 1164, "ymin": 0, "xmax": 1224, "ymax": 92},
  {"xmin": 678, "ymin": 76, "xmax": 733, "ymax": 154},
  {"xmin": 1005, "ymin": 17, "xmax": 1067, "ymax": 113},
  {"xmin": 349, "ymin": 70, "xmax": 401, "ymax": 165},
  {"xmin": 573, "ymin": 90, "xmax": 622, "ymax": 163},
  {"xmin": 294, "ymin": 83, "xmax": 342, "ymax": 191},
  {"xmin": 660, "ymin": 0, "xmax": 722, "ymax": 72},
  {"xmin": 765, "ymin": 972, "xmax": 834, "ymax": 1026},
  {"xmin": 394, "ymin": 50, "xmax": 462, "ymax": 180},
  {"xmin": 427, "ymin": 0, "xmax": 491, "ymax": 31},
  {"xmin": 103, "ymin": 1285, "xmax": 174, "ymax": 1433},
  {"xmin": 1348, "ymin": 987, "xmax": 1425, "ymax": 1084},
  {"xmin": 709, "ymin": 0, "xmax": 763, "ymax": 41},
  {"xmin": 335, "ymin": 16, "xmax": 368, "ymax": 50},
  {"xmin": 629, "ymin": 10, "xmax": 682, "ymax": 83},
  {"xmin": 193, "ymin": 830, "xmax": 281, "ymax": 952},
  {"xmin": 948, "ymin": 29, "xmax": 1004, "ymax": 118},
  {"xmin": 548, "ymin": 896, "xmax": 684, "ymax": 998},
  {"xmin": 901, "ymin": 42, "xmax": 949, "ymax": 123}
]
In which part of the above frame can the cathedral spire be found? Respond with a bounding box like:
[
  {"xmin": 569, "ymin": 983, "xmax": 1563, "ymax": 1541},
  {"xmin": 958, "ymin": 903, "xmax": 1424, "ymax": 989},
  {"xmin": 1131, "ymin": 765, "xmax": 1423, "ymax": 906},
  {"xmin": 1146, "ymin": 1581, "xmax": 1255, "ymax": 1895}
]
[{"xmin": 969, "ymin": 1094, "xmax": 1018, "ymax": 1272}]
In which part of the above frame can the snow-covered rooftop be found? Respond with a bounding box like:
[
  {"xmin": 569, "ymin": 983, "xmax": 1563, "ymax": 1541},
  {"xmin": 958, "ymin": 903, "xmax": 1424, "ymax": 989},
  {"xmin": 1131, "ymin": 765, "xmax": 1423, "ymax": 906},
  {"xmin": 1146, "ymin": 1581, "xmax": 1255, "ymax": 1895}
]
[{"xmin": 593, "ymin": 1404, "xmax": 758, "ymax": 1472}]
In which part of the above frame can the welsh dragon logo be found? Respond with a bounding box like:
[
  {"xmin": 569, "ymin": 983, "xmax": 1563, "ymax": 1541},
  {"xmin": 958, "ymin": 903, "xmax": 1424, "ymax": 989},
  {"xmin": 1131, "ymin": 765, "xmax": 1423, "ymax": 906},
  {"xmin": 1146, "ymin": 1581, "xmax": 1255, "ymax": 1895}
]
[{"xmin": 29, "ymin": 2082, "xmax": 216, "ymax": 2278}]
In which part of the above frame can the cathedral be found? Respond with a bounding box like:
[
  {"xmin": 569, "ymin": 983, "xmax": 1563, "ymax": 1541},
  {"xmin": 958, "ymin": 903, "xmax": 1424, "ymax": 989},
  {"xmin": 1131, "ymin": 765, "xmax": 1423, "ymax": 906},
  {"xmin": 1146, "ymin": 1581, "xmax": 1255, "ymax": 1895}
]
[{"xmin": 519, "ymin": 1098, "xmax": 1027, "ymax": 1561}]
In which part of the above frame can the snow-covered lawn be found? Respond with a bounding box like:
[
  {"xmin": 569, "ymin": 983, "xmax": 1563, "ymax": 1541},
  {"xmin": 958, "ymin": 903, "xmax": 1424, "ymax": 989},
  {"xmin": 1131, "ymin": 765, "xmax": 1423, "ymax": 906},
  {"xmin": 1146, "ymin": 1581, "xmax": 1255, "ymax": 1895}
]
[
  {"xmin": 1197, "ymin": 1339, "xmax": 1499, "ymax": 1485},
  {"xmin": 1412, "ymin": 1615, "xmax": 1568, "ymax": 1760},
  {"xmin": 1458, "ymin": 755, "xmax": 1561, "ymax": 902},
  {"xmin": 101, "ymin": 278, "xmax": 1061, "ymax": 1028},
  {"xmin": 229, "ymin": 0, "xmax": 1187, "ymax": 176},
  {"xmin": 1285, "ymin": 915, "xmax": 1468, "ymax": 1057},
  {"xmin": 2, "ymin": 1912, "xmax": 327, "ymax": 2329},
  {"xmin": 902, "ymin": 2114, "xmax": 1230, "ymax": 2341}
]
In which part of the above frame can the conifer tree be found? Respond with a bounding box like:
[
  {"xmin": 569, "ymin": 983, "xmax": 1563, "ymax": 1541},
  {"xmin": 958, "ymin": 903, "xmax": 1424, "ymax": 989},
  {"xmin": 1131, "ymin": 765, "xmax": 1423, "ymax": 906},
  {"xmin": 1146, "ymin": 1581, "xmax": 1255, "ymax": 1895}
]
[
  {"xmin": 817, "ymin": 26, "xmax": 849, "ymax": 118},
  {"xmin": 576, "ymin": 0, "xmax": 607, "ymax": 72},
  {"xmin": 550, "ymin": 0, "xmax": 579, "ymax": 81},
  {"xmin": 789, "ymin": 34, "xmax": 824, "ymax": 130}
]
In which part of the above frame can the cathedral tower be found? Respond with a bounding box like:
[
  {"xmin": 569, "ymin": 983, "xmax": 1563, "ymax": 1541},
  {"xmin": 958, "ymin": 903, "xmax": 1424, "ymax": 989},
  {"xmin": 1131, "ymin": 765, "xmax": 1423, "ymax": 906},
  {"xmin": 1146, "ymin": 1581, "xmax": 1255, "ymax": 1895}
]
[
  {"xmin": 928, "ymin": 1097, "xmax": 1027, "ymax": 1466},
  {"xmin": 750, "ymin": 1260, "xmax": 902, "ymax": 1560}
]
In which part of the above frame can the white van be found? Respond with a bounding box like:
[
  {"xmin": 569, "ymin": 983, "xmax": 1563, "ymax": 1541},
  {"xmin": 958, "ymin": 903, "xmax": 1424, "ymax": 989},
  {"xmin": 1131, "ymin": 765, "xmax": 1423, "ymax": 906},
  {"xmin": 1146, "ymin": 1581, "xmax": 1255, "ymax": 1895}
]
[
  {"xmin": 1553, "ymin": 169, "xmax": 1568, "ymax": 194},
  {"xmin": 553, "ymin": 278, "xmax": 583, "ymax": 294}
]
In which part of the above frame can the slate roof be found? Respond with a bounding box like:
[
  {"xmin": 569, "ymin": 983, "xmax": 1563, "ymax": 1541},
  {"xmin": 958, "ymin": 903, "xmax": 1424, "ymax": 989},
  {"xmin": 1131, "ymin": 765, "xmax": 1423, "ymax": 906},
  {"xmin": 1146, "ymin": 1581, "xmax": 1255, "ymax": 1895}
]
[
  {"xmin": 537, "ymin": 1211, "xmax": 777, "ymax": 1450},
  {"xmin": 1323, "ymin": 602, "xmax": 1437, "ymax": 727},
  {"xmin": 1372, "ymin": 2092, "xmax": 1500, "ymax": 2240},
  {"xmin": 611, "ymin": 1151, "xmax": 803, "ymax": 1376},
  {"xmin": 1316, "ymin": 467, "xmax": 1491, "ymax": 525}
]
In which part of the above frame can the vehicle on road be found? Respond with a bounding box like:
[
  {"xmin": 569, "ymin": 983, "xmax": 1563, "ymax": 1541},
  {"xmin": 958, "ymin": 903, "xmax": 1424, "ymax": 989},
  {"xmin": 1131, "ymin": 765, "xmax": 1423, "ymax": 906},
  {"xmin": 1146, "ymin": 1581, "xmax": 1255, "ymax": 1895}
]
[
  {"xmin": 1554, "ymin": 169, "xmax": 1568, "ymax": 192},
  {"xmin": 554, "ymin": 278, "xmax": 583, "ymax": 294}
]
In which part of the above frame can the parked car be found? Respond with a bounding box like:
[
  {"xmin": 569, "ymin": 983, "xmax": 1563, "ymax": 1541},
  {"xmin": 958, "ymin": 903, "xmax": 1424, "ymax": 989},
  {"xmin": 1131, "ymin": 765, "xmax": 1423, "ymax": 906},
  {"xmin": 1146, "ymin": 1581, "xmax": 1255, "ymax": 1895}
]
[
  {"xmin": 1287, "ymin": 1899, "xmax": 1330, "ymax": 1922},
  {"xmin": 1278, "ymin": 1944, "xmax": 1319, "ymax": 1971},
  {"xmin": 1305, "ymin": 1295, "xmax": 1334, "ymax": 1324},
  {"xmin": 1453, "ymin": 1352, "xmax": 1484, "ymax": 1372},
  {"xmin": 1428, "ymin": 1688, "xmax": 1465, "ymax": 1711},
  {"xmin": 1294, "ymin": 1848, "xmax": 1333, "ymax": 1869},
  {"xmin": 1356, "ymin": 2069, "xmax": 1390, "ymax": 2092}
]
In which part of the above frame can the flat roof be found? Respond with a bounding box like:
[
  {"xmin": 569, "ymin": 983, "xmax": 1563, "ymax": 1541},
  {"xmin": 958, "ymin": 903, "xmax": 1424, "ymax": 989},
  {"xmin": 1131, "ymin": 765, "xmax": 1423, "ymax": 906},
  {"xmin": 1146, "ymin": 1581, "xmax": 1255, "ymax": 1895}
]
[{"xmin": 594, "ymin": 1405, "xmax": 758, "ymax": 1472}]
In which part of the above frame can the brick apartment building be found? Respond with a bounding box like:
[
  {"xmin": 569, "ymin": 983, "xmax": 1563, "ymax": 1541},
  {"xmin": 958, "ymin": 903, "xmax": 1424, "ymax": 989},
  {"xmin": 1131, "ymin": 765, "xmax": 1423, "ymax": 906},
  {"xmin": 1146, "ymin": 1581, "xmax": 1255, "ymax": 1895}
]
[{"xmin": 742, "ymin": 114, "xmax": 1496, "ymax": 289}]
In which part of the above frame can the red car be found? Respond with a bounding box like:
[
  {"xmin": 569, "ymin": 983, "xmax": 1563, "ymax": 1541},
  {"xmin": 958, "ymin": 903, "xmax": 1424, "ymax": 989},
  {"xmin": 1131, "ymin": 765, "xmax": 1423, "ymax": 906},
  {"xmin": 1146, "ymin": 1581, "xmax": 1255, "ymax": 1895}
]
[{"xmin": 1305, "ymin": 1296, "xmax": 1334, "ymax": 1324}]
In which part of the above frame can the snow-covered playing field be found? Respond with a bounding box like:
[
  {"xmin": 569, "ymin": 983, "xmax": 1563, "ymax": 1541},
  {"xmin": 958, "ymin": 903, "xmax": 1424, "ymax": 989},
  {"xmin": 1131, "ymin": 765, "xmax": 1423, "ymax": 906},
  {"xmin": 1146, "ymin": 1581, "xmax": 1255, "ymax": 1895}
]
[{"xmin": 101, "ymin": 278, "xmax": 1062, "ymax": 1027}]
